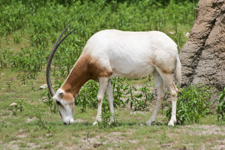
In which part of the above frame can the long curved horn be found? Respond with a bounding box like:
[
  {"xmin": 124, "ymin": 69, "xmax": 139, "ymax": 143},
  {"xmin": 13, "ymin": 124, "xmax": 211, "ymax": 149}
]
[{"xmin": 46, "ymin": 23, "xmax": 76, "ymax": 97}]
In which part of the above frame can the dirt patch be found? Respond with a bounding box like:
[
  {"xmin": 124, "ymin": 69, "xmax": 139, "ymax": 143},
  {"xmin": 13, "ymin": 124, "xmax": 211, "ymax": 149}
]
[
  {"xmin": 3, "ymin": 140, "xmax": 21, "ymax": 150},
  {"xmin": 71, "ymin": 131, "xmax": 133, "ymax": 149},
  {"xmin": 0, "ymin": 110, "xmax": 12, "ymax": 120},
  {"xmin": 183, "ymin": 125, "xmax": 225, "ymax": 136},
  {"xmin": 16, "ymin": 129, "xmax": 27, "ymax": 138},
  {"xmin": 213, "ymin": 139, "xmax": 225, "ymax": 150},
  {"xmin": 26, "ymin": 117, "xmax": 37, "ymax": 123},
  {"xmin": 27, "ymin": 143, "xmax": 40, "ymax": 149},
  {"xmin": 2, "ymin": 125, "xmax": 225, "ymax": 149},
  {"xmin": 74, "ymin": 118, "xmax": 86, "ymax": 123}
]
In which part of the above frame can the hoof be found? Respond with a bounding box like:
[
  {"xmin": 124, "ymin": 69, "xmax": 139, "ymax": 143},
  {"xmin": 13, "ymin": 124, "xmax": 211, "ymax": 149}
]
[
  {"xmin": 93, "ymin": 121, "xmax": 98, "ymax": 126},
  {"xmin": 109, "ymin": 119, "xmax": 115, "ymax": 125},
  {"xmin": 168, "ymin": 121, "xmax": 175, "ymax": 126},
  {"xmin": 109, "ymin": 116, "xmax": 115, "ymax": 125},
  {"xmin": 146, "ymin": 120, "xmax": 155, "ymax": 126}
]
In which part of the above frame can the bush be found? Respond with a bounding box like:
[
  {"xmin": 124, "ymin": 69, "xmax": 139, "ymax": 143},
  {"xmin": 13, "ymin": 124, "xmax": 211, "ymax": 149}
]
[
  {"xmin": 216, "ymin": 87, "xmax": 225, "ymax": 121},
  {"xmin": 166, "ymin": 84, "xmax": 213, "ymax": 125}
]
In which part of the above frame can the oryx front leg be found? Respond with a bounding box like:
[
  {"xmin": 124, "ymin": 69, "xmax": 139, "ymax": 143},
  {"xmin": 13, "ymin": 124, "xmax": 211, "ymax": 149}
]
[
  {"xmin": 93, "ymin": 77, "xmax": 109, "ymax": 125},
  {"xmin": 106, "ymin": 79, "xmax": 115, "ymax": 124},
  {"xmin": 146, "ymin": 70, "xmax": 165, "ymax": 125}
]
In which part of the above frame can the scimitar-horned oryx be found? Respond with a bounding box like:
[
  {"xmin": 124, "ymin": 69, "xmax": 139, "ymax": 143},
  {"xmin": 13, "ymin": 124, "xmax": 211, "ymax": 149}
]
[{"xmin": 46, "ymin": 24, "xmax": 181, "ymax": 126}]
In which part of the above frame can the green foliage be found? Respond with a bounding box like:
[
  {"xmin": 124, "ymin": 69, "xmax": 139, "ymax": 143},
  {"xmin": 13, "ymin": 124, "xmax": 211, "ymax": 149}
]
[
  {"xmin": 13, "ymin": 33, "xmax": 22, "ymax": 44},
  {"xmin": 17, "ymin": 99, "xmax": 25, "ymax": 112},
  {"xmin": 138, "ymin": 86, "xmax": 153, "ymax": 109},
  {"xmin": 0, "ymin": 0, "xmax": 197, "ymax": 117},
  {"xmin": 125, "ymin": 84, "xmax": 153, "ymax": 111},
  {"xmin": 35, "ymin": 112, "xmax": 56, "ymax": 134},
  {"xmin": 0, "ymin": 0, "xmax": 197, "ymax": 89},
  {"xmin": 0, "ymin": 47, "xmax": 47, "ymax": 80},
  {"xmin": 0, "ymin": 121, "xmax": 10, "ymax": 128},
  {"xmin": 6, "ymin": 80, "xmax": 12, "ymax": 89},
  {"xmin": 42, "ymin": 89, "xmax": 57, "ymax": 113},
  {"xmin": 166, "ymin": 84, "xmax": 213, "ymax": 125},
  {"xmin": 98, "ymin": 111, "xmax": 118, "ymax": 129},
  {"xmin": 9, "ymin": 99, "xmax": 25, "ymax": 115},
  {"xmin": 10, "ymin": 105, "xmax": 18, "ymax": 116},
  {"xmin": 76, "ymin": 80, "xmax": 99, "ymax": 111},
  {"xmin": 111, "ymin": 78, "xmax": 127, "ymax": 108},
  {"xmin": 216, "ymin": 87, "xmax": 225, "ymax": 121},
  {"xmin": 0, "ymin": 0, "xmax": 197, "ymax": 80}
]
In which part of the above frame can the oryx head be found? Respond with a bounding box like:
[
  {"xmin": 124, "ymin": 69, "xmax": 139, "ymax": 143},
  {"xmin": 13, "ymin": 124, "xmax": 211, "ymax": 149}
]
[
  {"xmin": 46, "ymin": 24, "xmax": 76, "ymax": 125},
  {"xmin": 52, "ymin": 89, "xmax": 75, "ymax": 124}
]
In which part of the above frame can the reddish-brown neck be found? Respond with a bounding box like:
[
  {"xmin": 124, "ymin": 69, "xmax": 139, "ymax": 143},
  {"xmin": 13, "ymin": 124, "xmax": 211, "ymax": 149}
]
[{"xmin": 61, "ymin": 55, "xmax": 91, "ymax": 98}]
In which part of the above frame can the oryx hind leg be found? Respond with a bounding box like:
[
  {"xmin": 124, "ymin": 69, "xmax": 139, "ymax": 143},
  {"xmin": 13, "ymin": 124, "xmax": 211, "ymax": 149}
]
[{"xmin": 155, "ymin": 68, "xmax": 179, "ymax": 126}]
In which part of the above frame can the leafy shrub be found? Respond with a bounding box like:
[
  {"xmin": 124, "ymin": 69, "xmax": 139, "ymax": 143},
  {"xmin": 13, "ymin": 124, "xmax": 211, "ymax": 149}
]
[
  {"xmin": 76, "ymin": 80, "xmax": 99, "ymax": 111},
  {"xmin": 13, "ymin": 34, "xmax": 22, "ymax": 44},
  {"xmin": 216, "ymin": 87, "xmax": 225, "ymax": 121},
  {"xmin": 42, "ymin": 89, "xmax": 57, "ymax": 113},
  {"xmin": 35, "ymin": 112, "xmax": 55, "ymax": 134},
  {"xmin": 125, "ymin": 85, "xmax": 152, "ymax": 111},
  {"xmin": 111, "ymin": 78, "xmax": 127, "ymax": 108},
  {"xmin": 98, "ymin": 111, "xmax": 118, "ymax": 129},
  {"xmin": 166, "ymin": 84, "xmax": 213, "ymax": 125}
]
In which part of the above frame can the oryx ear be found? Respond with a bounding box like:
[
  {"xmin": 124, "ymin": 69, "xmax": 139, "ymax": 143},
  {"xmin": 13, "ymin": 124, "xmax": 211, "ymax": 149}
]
[{"xmin": 58, "ymin": 89, "xmax": 64, "ymax": 98}]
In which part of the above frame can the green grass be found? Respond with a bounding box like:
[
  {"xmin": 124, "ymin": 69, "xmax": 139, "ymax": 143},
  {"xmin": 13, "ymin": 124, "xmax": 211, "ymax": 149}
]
[{"xmin": 0, "ymin": 70, "xmax": 225, "ymax": 149}]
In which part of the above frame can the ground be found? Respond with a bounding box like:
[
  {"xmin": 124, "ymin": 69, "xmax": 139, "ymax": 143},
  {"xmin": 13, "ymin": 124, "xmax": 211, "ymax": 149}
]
[{"xmin": 0, "ymin": 69, "xmax": 225, "ymax": 150}]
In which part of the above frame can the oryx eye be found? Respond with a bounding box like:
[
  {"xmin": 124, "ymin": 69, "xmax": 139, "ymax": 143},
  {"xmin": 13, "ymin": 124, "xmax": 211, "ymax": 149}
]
[{"xmin": 56, "ymin": 100, "xmax": 61, "ymax": 105}]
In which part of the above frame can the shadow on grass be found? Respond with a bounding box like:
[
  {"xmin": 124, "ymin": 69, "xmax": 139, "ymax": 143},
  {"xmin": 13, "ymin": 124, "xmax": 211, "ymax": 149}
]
[
  {"xmin": 30, "ymin": 118, "xmax": 170, "ymax": 129},
  {"xmin": 71, "ymin": 121, "xmax": 168, "ymax": 127}
]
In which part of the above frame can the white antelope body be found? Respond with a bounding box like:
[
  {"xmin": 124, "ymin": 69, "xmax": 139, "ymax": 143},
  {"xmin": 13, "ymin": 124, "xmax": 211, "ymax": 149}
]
[{"xmin": 46, "ymin": 24, "xmax": 181, "ymax": 126}]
